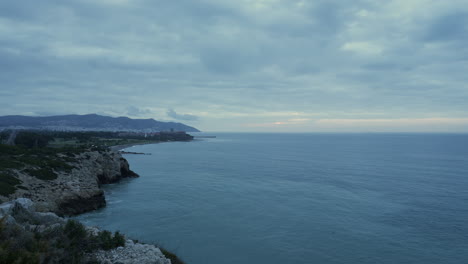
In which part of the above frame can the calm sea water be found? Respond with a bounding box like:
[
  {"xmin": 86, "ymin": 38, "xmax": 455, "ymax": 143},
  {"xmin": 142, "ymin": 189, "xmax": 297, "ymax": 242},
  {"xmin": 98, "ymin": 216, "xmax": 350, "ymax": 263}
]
[{"xmin": 75, "ymin": 133, "xmax": 468, "ymax": 264}]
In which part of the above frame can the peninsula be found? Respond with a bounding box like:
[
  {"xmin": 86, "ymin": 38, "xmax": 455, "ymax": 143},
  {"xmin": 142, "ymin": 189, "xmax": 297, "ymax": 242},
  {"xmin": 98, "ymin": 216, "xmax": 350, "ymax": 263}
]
[
  {"xmin": 0, "ymin": 129, "xmax": 193, "ymax": 263},
  {"xmin": 0, "ymin": 114, "xmax": 200, "ymax": 133}
]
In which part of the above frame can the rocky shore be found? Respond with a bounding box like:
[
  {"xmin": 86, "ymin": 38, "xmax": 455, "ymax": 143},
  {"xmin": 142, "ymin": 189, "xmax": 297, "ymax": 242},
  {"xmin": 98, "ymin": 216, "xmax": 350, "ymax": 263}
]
[
  {"xmin": 0, "ymin": 148, "xmax": 184, "ymax": 263},
  {"xmin": 0, "ymin": 198, "xmax": 171, "ymax": 264},
  {"xmin": 0, "ymin": 129, "xmax": 194, "ymax": 263},
  {"xmin": 2, "ymin": 149, "xmax": 139, "ymax": 216}
]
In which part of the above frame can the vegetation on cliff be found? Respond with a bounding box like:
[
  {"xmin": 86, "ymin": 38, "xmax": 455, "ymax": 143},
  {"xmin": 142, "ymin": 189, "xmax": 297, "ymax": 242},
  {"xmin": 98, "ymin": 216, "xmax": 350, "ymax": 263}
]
[
  {"xmin": 0, "ymin": 171, "xmax": 21, "ymax": 197},
  {"xmin": 0, "ymin": 218, "xmax": 128, "ymax": 264},
  {"xmin": 0, "ymin": 144, "xmax": 78, "ymax": 197},
  {"xmin": 0, "ymin": 130, "xmax": 193, "ymax": 201},
  {"xmin": 1, "ymin": 130, "xmax": 194, "ymax": 149},
  {"xmin": 0, "ymin": 198, "xmax": 185, "ymax": 264},
  {"xmin": 0, "ymin": 130, "xmax": 189, "ymax": 263},
  {"xmin": 0, "ymin": 201, "xmax": 127, "ymax": 264}
]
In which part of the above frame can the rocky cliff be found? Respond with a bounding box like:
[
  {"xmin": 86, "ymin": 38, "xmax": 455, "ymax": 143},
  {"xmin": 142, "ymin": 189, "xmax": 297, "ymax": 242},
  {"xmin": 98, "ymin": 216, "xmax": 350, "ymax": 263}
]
[{"xmin": 2, "ymin": 149, "xmax": 139, "ymax": 216}]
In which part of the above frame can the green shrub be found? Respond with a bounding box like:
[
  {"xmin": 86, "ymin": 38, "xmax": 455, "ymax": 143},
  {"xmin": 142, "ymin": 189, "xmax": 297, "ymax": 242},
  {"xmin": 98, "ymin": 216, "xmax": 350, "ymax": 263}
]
[
  {"xmin": 0, "ymin": 216, "xmax": 166, "ymax": 264},
  {"xmin": 17, "ymin": 155, "xmax": 75, "ymax": 174},
  {"xmin": 16, "ymin": 155, "xmax": 44, "ymax": 167},
  {"xmin": 160, "ymin": 247, "xmax": 186, "ymax": 264},
  {"xmin": 0, "ymin": 144, "xmax": 26, "ymax": 155},
  {"xmin": 64, "ymin": 220, "xmax": 87, "ymax": 243},
  {"xmin": 0, "ymin": 181, "xmax": 18, "ymax": 196},
  {"xmin": 62, "ymin": 220, "xmax": 126, "ymax": 252},
  {"xmin": 0, "ymin": 159, "xmax": 24, "ymax": 170},
  {"xmin": 93, "ymin": 230, "xmax": 125, "ymax": 250},
  {"xmin": 0, "ymin": 171, "xmax": 21, "ymax": 196},
  {"xmin": 24, "ymin": 168, "xmax": 57, "ymax": 181},
  {"xmin": 113, "ymin": 231, "xmax": 126, "ymax": 248},
  {"xmin": 45, "ymin": 159, "xmax": 74, "ymax": 172},
  {"xmin": 0, "ymin": 218, "xmax": 42, "ymax": 264}
]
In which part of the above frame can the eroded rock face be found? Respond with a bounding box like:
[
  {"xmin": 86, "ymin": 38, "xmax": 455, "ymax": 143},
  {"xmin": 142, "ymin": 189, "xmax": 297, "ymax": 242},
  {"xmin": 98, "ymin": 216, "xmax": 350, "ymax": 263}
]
[
  {"xmin": 4, "ymin": 150, "xmax": 139, "ymax": 216},
  {"xmin": 120, "ymin": 157, "xmax": 139, "ymax": 179},
  {"xmin": 57, "ymin": 190, "xmax": 106, "ymax": 216}
]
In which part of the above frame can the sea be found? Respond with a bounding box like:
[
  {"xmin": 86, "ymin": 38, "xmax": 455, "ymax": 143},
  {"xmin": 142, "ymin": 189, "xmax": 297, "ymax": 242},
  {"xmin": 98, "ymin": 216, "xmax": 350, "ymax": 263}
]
[{"xmin": 75, "ymin": 133, "xmax": 468, "ymax": 264}]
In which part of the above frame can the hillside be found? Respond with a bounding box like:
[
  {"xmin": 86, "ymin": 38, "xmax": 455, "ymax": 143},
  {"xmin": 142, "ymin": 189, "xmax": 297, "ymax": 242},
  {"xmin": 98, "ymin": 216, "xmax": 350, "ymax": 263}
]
[{"xmin": 0, "ymin": 114, "xmax": 200, "ymax": 132}]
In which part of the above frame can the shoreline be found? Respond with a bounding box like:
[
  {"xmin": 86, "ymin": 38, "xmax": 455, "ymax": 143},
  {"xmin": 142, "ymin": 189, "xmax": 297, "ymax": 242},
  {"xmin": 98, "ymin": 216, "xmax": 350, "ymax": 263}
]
[
  {"xmin": 110, "ymin": 141, "xmax": 160, "ymax": 151},
  {"xmin": 110, "ymin": 138, "xmax": 194, "ymax": 152},
  {"xmin": 0, "ymin": 141, "xmax": 187, "ymax": 263}
]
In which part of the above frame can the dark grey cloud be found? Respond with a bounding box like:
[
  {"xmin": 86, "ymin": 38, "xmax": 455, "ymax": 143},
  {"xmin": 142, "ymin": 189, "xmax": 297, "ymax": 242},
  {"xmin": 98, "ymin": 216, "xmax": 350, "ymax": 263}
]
[
  {"xmin": 167, "ymin": 109, "xmax": 198, "ymax": 121},
  {"xmin": 126, "ymin": 106, "xmax": 152, "ymax": 117},
  {"xmin": 424, "ymin": 11, "xmax": 468, "ymax": 42},
  {"xmin": 0, "ymin": 0, "xmax": 467, "ymax": 131}
]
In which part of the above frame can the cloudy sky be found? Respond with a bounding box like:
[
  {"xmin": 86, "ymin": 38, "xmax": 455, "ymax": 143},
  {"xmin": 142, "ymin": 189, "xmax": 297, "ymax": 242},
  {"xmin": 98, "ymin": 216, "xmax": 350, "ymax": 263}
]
[{"xmin": 1, "ymin": 0, "xmax": 467, "ymax": 132}]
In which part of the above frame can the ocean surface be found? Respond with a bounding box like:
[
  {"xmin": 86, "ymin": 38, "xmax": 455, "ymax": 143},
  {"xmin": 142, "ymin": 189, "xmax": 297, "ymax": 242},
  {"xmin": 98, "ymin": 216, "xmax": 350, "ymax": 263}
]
[{"xmin": 75, "ymin": 133, "xmax": 468, "ymax": 264}]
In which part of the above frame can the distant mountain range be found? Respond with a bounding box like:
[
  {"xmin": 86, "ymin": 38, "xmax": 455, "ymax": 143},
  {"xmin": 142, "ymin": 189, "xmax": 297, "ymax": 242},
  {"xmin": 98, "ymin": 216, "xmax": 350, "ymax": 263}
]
[{"xmin": 0, "ymin": 114, "xmax": 200, "ymax": 132}]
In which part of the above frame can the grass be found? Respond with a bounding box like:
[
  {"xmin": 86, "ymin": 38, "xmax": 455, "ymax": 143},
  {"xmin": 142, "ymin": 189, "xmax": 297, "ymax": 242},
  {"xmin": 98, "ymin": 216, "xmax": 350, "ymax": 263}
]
[
  {"xmin": 0, "ymin": 171, "xmax": 21, "ymax": 196},
  {"xmin": 0, "ymin": 144, "xmax": 77, "ymax": 184},
  {"xmin": 15, "ymin": 156, "xmax": 75, "ymax": 173},
  {"xmin": 0, "ymin": 159, "xmax": 24, "ymax": 170},
  {"xmin": 24, "ymin": 168, "xmax": 58, "ymax": 181}
]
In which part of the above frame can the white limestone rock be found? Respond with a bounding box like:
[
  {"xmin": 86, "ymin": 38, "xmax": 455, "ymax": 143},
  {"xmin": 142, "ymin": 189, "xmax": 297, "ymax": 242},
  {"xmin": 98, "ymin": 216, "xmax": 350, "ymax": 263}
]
[
  {"xmin": 92, "ymin": 241, "xmax": 172, "ymax": 264},
  {"xmin": 2, "ymin": 150, "xmax": 138, "ymax": 216}
]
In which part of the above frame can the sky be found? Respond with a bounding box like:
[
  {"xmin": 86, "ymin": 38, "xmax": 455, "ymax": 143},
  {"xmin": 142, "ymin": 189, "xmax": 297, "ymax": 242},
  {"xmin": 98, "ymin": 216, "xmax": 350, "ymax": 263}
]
[{"xmin": 1, "ymin": 0, "xmax": 468, "ymax": 132}]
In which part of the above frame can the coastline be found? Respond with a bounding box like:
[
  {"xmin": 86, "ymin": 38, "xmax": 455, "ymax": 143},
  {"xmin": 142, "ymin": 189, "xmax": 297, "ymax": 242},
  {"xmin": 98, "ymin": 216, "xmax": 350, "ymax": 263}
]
[
  {"xmin": 1, "ymin": 140, "xmax": 188, "ymax": 263},
  {"xmin": 0, "ymin": 129, "xmax": 195, "ymax": 263},
  {"xmin": 0, "ymin": 198, "xmax": 173, "ymax": 264},
  {"xmin": 110, "ymin": 141, "xmax": 160, "ymax": 151},
  {"xmin": 109, "ymin": 132, "xmax": 195, "ymax": 151},
  {"xmin": 1, "ymin": 148, "xmax": 139, "ymax": 215}
]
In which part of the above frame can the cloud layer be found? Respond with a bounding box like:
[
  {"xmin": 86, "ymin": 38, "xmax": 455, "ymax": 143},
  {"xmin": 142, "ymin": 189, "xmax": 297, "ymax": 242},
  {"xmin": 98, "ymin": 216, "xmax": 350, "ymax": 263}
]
[
  {"xmin": 167, "ymin": 109, "xmax": 198, "ymax": 121},
  {"xmin": 1, "ymin": 0, "xmax": 467, "ymax": 131}
]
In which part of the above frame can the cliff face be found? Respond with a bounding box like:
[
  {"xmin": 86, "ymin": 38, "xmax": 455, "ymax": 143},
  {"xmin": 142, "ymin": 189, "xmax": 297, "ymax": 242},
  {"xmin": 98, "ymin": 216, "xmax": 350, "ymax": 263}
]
[{"xmin": 4, "ymin": 149, "xmax": 139, "ymax": 216}]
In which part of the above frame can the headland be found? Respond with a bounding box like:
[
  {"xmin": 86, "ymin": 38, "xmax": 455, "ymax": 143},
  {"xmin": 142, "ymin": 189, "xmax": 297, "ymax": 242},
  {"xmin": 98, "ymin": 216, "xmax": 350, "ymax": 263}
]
[{"xmin": 0, "ymin": 129, "xmax": 191, "ymax": 263}]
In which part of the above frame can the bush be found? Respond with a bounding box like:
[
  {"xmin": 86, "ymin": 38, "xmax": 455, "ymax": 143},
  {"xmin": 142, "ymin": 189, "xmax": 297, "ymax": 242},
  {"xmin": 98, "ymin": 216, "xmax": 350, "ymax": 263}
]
[
  {"xmin": 0, "ymin": 144, "xmax": 25, "ymax": 155},
  {"xmin": 0, "ymin": 218, "xmax": 128, "ymax": 264},
  {"xmin": 92, "ymin": 230, "xmax": 126, "ymax": 250},
  {"xmin": 0, "ymin": 217, "xmax": 42, "ymax": 264},
  {"xmin": 24, "ymin": 168, "xmax": 57, "ymax": 181},
  {"xmin": 160, "ymin": 247, "xmax": 186, "ymax": 264},
  {"xmin": 0, "ymin": 158, "xmax": 24, "ymax": 170},
  {"xmin": 0, "ymin": 171, "xmax": 21, "ymax": 196},
  {"xmin": 112, "ymin": 231, "xmax": 126, "ymax": 248},
  {"xmin": 64, "ymin": 220, "xmax": 87, "ymax": 243}
]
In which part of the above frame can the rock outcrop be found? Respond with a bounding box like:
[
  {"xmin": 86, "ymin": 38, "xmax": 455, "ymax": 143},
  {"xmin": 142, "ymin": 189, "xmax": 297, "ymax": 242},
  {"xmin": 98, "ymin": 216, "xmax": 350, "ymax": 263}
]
[
  {"xmin": 0, "ymin": 199, "xmax": 171, "ymax": 264},
  {"xmin": 3, "ymin": 149, "xmax": 139, "ymax": 216},
  {"xmin": 93, "ymin": 239, "xmax": 171, "ymax": 264}
]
